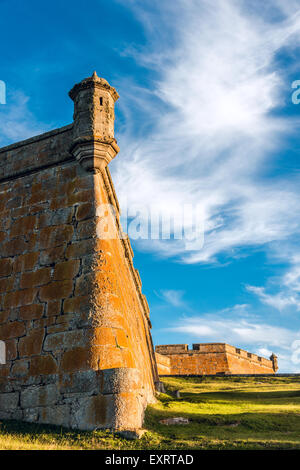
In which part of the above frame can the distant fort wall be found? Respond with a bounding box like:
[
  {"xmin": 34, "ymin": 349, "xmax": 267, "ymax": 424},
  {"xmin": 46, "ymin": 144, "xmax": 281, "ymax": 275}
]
[{"xmin": 155, "ymin": 343, "xmax": 278, "ymax": 375}]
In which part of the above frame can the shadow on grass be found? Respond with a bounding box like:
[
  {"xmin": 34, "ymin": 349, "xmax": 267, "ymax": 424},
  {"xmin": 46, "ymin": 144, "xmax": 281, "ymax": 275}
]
[
  {"xmin": 0, "ymin": 419, "xmax": 94, "ymax": 443},
  {"xmin": 0, "ymin": 419, "xmax": 133, "ymax": 450},
  {"xmin": 181, "ymin": 389, "xmax": 300, "ymax": 403}
]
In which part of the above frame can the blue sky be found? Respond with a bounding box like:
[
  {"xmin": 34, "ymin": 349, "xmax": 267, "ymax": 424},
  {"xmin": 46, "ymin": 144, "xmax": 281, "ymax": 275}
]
[{"xmin": 2, "ymin": 0, "xmax": 300, "ymax": 371}]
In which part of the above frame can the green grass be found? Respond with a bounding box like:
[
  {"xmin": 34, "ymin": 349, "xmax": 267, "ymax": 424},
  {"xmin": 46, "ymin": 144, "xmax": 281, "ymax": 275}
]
[{"xmin": 1, "ymin": 375, "xmax": 300, "ymax": 449}]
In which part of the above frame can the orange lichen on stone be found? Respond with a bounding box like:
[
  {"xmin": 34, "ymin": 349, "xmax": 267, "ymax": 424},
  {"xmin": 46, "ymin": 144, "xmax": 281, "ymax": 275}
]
[{"xmin": 0, "ymin": 73, "xmax": 158, "ymax": 431}]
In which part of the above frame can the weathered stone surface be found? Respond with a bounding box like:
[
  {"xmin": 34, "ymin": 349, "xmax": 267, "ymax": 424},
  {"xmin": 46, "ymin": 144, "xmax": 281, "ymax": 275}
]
[
  {"xmin": 21, "ymin": 384, "xmax": 59, "ymax": 408},
  {"xmin": 46, "ymin": 300, "xmax": 61, "ymax": 317},
  {"xmin": 0, "ymin": 309, "xmax": 11, "ymax": 324},
  {"xmin": 159, "ymin": 417, "xmax": 189, "ymax": 425},
  {"xmin": 20, "ymin": 268, "xmax": 51, "ymax": 288},
  {"xmin": 63, "ymin": 295, "xmax": 90, "ymax": 314},
  {"xmin": 18, "ymin": 328, "xmax": 45, "ymax": 357},
  {"xmin": 3, "ymin": 288, "xmax": 38, "ymax": 309},
  {"xmin": 39, "ymin": 207, "xmax": 74, "ymax": 228},
  {"xmin": 58, "ymin": 370, "xmax": 99, "ymax": 394},
  {"xmin": 14, "ymin": 252, "xmax": 39, "ymax": 273},
  {"xmin": 110, "ymin": 392, "xmax": 146, "ymax": 430},
  {"xmin": 53, "ymin": 260, "xmax": 80, "ymax": 281},
  {"xmin": 11, "ymin": 359, "xmax": 30, "ymax": 378},
  {"xmin": 39, "ymin": 225, "xmax": 74, "ymax": 250},
  {"xmin": 39, "ymin": 280, "xmax": 73, "ymax": 301},
  {"xmin": 0, "ymin": 321, "xmax": 25, "ymax": 339},
  {"xmin": 44, "ymin": 329, "xmax": 90, "ymax": 352},
  {"xmin": 10, "ymin": 215, "xmax": 37, "ymax": 237},
  {"xmin": 76, "ymin": 202, "xmax": 94, "ymax": 221},
  {"xmin": 0, "ymin": 258, "xmax": 13, "ymax": 277},
  {"xmin": 0, "ymin": 392, "xmax": 19, "ymax": 410},
  {"xmin": 101, "ymin": 368, "xmax": 141, "ymax": 395},
  {"xmin": 0, "ymin": 277, "xmax": 14, "ymax": 293},
  {"xmin": 60, "ymin": 347, "xmax": 92, "ymax": 373},
  {"xmin": 29, "ymin": 355, "xmax": 58, "ymax": 376},
  {"xmin": 39, "ymin": 404, "xmax": 71, "ymax": 427},
  {"xmin": 2, "ymin": 238, "xmax": 27, "ymax": 257},
  {"xmin": 6, "ymin": 339, "xmax": 17, "ymax": 361},
  {"xmin": 19, "ymin": 304, "xmax": 44, "ymax": 321},
  {"xmin": 71, "ymin": 394, "xmax": 110, "ymax": 430},
  {"xmin": 0, "ymin": 73, "xmax": 157, "ymax": 433},
  {"xmin": 23, "ymin": 407, "xmax": 39, "ymax": 423},
  {"xmin": 40, "ymin": 246, "xmax": 66, "ymax": 266}
]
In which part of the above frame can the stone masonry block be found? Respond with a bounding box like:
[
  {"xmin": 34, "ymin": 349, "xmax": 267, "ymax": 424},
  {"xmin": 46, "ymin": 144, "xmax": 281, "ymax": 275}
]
[
  {"xmin": 19, "ymin": 304, "xmax": 44, "ymax": 321},
  {"xmin": 0, "ymin": 392, "xmax": 19, "ymax": 411},
  {"xmin": 40, "ymin": 246, "xmax": 66, "ymax": 266},
  {"xmin": 13, "ymin": 252, "xmax": 39, "ymax": 273},
  {"xmin": 39, "ymin": 404, "xmax": 71, "ymax": 428},
  {"xmin": 39, "ymin": 225, "xmax": 74, "ymax": 250},
  {"xmin": 23, "ymin": 407, "xmax": 39, "ymax": 423},
  {"xmin": 60, "ymin": 347, "xmax": 93, "ymax": 373},
  {"xmin": 101, "ymin": 368, "xmax": 141, "ymax": 395},
  {"xmin": 71, "ymin": 394, "xmax": 110, "ymax": 430},
  {"xmin": 2, "ymin": 238, "xmax": 27, "ymax": 257},
  {"xmin": 58, "ymin": 370, "xmax": 99, "ymax": 394},
  {"xmin": 63, "ymin": 295, "xmax": 90, "ymax": 314},
  {"xmin": 39, "ymin": 280, "xmax": 73, "ymax": 301},
  {"xmin": 18, "ymin": 328, "xmax": 45, "ymax": 357},
  {"xmin": 0, "ymin": 321, "xmax": 26, "ymax": 339},
  {"xmin": 3, "ymin": 288, "xmax": 38, "ymax": 309},
  {"xmin": 20, "ymin": 267, "xmax": 52, "ymax": 289},
  {"xmin": 53, "ymin": 260, "xmax": 80, "ymax": 281},
  {"xmin": 10, "ymin": 215, "xmax": 37, "ymax": 237},
  {"xmin": 21, "ymin": 384, "xmax": 59, "ymax": 408},
  {"xmin": 29, "ymin": 355, "xmax": 58, "ymax": 376},
  {"xmin": 11, "ymin": 359, "xmax": 30, "ymax": 378},
  {"xmin": 44, "ymin": 329, "xmax": 90, "ymax": 352},
  {"xmin": 0, "ymin": 258, "xmax": 13, "ymax": 277},
  {"xmin": 0, "ymin": 277, "xmax": 14, "ymax": 293}
]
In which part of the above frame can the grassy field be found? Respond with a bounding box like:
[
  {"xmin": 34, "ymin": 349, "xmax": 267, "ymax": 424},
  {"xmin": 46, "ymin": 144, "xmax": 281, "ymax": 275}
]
[{"xmin": 0, "ymin": 375, "xmax": 300, "ymax": 450}]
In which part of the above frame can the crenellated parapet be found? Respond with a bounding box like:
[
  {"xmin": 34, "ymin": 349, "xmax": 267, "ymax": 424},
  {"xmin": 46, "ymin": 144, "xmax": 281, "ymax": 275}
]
[{"xmin": 155, "ymin": 343, "xmax": 277, "ymax": 375}]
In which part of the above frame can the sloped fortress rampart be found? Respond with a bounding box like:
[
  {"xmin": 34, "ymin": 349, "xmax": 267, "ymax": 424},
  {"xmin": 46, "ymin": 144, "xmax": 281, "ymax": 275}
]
[
  {"xmin": 155, "ymin": 343, "xmax": 278, "ymax": 375},
  {"xmin": 0, "ymin": 73, "xmax": 158, "ymax": 430}
]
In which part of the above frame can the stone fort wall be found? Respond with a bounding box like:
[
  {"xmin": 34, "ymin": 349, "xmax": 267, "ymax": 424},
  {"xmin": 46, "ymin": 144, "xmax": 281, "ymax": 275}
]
[
  {"xmin": 0, "ymin": 73, "xmax": 158, "ymax": 431},
  {"xmin": 155, "ymin": 343, "xmax": 277, "ymax": 375}
]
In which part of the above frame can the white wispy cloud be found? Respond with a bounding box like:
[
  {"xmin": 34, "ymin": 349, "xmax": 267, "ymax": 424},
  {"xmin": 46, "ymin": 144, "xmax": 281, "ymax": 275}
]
[
  {"xmin": 258, "ymin": 347, "xmax": 273, "ymax": 357},
  {"xmin": 244, "ymin": 244, "xmax": 300, "ymax": 313},
  {"xmin": 0, "ymin": 89, "xmax": 48, "ymax": 146},
  {"xmin": 157, "ymin": 289, "xmax": 186, "ymax": 308},
  {"xmin": 246, "ymin": 284, "xmax": 300, "ymax": 311},
  {"xmin": 112, "ymin": 0, "xmax": 300, "ymax": 264}
]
